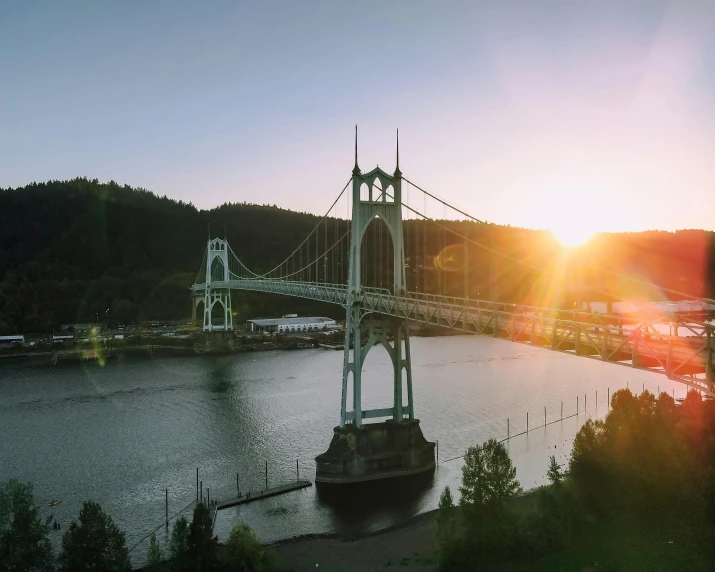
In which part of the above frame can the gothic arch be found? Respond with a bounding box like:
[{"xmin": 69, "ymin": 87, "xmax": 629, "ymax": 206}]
[{"xmin": 210, "ymin": 257, "xmax": 226, "ymax": 282}]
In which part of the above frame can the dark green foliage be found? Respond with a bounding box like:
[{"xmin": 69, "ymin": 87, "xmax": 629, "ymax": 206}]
[
  {"xmin": 546, "ymin": 455, "xmax": 562, "ymax": 486},
  {"xmin": 459, "ymin": 437, "xmax": 522, "ymax": 513},
  {"xmin": 436, "ymin": 486, "xmax": 456, "ymax": 545},
  {"xmin": 438, "ymin": 388, "xmax": 715, "ymax": 568},
  {"xmin": 58, "ymin": 500, "xmax": 131, "ymax": 572},
  {"xmin": 570, "ymin": 388, "xmax": 705, "ymax": 513},
  {"xmin": 455, "ymin": 438, "xmax": 522, "ymax": 561},
  {"xmin": 0, "ymin": 480, "xmax": 53, "ymax": 572},
  {"xmin": 170, "ymin": 516, "xmax": 189, "ymax": 572},
  {"xmin": 146, "ymin": 533, "xmax": 162, "ymax": 571},
  {"xmin": 436, "ymin": 487, "xmax": 460, "ymax": 572},
  {"xmin": 0, "ymin": 178, "xmax": 342, "ymax": 334},
  {"xmin": 526, "ymin": 480, "xmax": 583, "ymax": 554},
  {"xmin": 186, "ymin": 503, "xmax": 219, "ymax": 571},
  {"xmin": 219, "ymin": 524, "xmax": 274, "ymax": 571}
]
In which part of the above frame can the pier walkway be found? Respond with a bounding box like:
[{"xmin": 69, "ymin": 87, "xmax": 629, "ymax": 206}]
[{"xmin": 215, "ymin": 479, "xmax": 312, "ymax": 511}]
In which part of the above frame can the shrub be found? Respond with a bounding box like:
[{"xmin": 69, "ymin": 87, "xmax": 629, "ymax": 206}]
[{"xmin": 220, "ymin": 524, "xmax": 274, "ymax": 571}]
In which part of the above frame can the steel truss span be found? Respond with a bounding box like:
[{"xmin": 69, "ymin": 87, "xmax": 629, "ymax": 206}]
[{"xmin": 193, "ymin": 279, "xmax": 715, "ymax": 396}]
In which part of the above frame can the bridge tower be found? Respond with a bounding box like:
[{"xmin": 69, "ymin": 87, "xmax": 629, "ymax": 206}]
[
  {"xmin": 315, "ymin": 129, "xmax": 435, "ymax": 484},
  {"xmin": 191, "ymin": 237, "xmax": 235, "ymax": 353},
  {"xmin": 199, "ymin": 237, "xmax": 233, "ymax": 332}
]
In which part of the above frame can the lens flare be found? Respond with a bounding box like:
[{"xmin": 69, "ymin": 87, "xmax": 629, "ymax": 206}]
[{"xmin": 434, "ymin": 244, "xmax": 467, "ymax": 272}]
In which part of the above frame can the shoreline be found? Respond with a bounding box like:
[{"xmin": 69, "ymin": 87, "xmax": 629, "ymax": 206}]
[
  {"xmin": 270, "ymin": 507, "xmax": 440, "ymax": 548},
  {"xmin": 271, "ymin": 509, "xmax": 440, "ymax": 572},
  {"xmin": 269, "ymin": 488, "xmax": 542, "ymax": 572},
  {"xmin": 0, "ymin": 328, "xmax": 465, "ymax": 368}
]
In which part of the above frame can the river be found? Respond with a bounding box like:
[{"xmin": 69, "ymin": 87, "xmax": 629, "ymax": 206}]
[{"xmin": 0, "ymin": 334, "xmax": 687, "ymax": 567}]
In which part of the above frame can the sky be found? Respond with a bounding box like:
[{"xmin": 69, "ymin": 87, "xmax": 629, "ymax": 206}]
[{"xmin": 1, "ymin": 1, "xmax": 714, "ymax": 239}]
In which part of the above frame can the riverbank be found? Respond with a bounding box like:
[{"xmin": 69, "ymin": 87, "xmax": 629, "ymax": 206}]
[
  {"xmin": 272, "ymin": 509, "xmax": 439, "ymax": 572},
  {"xmin": 269, "ymin": 489, "xmax": 539, "ymax": 572},
  {"xmin": 0, "ymin": 336, "xmax": 325, "ymax": 366},
  {"xmin": 270, "ymin": 488, "xmax": 715, "ymax": 572},
  {"xmin": 0, "ymin": 326, "xmax": 463, "ymax": 367}
]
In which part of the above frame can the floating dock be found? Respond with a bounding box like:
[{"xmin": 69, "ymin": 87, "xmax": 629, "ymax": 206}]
[{"xmin": 215, "ymin": 480, "xmax": 312, "ymax": 510}]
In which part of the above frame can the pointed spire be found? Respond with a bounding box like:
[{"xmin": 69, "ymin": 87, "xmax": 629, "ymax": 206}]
[
  {"xmin": 352, "ymin": 124, "xmax": 361, "ymax": 176},
  {"xmin": 394, "ymin": 128, "xmax": 402, "ymax": 178}
]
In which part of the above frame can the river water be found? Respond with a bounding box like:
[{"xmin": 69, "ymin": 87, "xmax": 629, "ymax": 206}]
[{"xmin": 0, "ymin": 335, "xmax": 686, "ymax": 566}]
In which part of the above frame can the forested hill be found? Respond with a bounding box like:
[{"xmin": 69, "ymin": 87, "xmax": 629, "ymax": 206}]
[
  {"xmin": 0, "ymin": 178, "xmax": 323, "ymax": 334},
  {"xmin": 1, "ymin": 178, "xmax": 714, "ymax": 335}
]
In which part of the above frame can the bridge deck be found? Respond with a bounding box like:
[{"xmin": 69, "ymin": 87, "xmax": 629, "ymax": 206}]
[{"xmin": 193, "ymin": 280, "xmax": 714, "ymax": 395}]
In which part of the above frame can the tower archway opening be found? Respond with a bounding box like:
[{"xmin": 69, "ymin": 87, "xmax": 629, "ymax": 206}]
[
  {"xmin": 360, "ymin": 216, "xmax": 395, "ymax": 292},
  {"xmin": 194, "ymin": 300, "xmax": 205, "ymax": 325},
  {"xmin": 210, "ymin": 257, "xmax": 226, "ymax": 282},
  {"xmin": 210, "ymin": 300, "xmax": 226, "ymax": 328}
]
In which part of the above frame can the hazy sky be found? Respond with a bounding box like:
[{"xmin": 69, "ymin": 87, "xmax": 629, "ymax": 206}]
[{"xmin": 2, "ymin": 1, "xmax": 714, "ymax": 237}]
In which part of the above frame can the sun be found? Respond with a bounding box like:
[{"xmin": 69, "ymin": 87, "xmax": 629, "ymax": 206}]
[{"xmin": 551, "ymin": 224, "xmax": 595, "ymax": 247}]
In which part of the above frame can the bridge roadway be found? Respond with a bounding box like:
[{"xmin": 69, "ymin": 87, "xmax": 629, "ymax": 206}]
[{"xmin": 192, "ymin": 280, "xmax": 715, "ymax": 396}]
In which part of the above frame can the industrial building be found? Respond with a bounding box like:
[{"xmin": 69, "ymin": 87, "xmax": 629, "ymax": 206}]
[
  {"xmin": 0, "ymin": 335, "xmax": 24, "ymax": 347},
  {"xmin": 247, "ymin": 317, "xmax": 337, "ymax": 334}
]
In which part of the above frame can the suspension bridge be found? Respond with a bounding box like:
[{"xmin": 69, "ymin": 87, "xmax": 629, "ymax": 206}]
[{"xmin": 191, "ymin": 129, "xmax": 715, "ymax": 483}]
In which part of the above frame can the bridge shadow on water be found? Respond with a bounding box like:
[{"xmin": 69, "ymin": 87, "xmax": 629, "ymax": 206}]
[
  {"xmin": 205, "ymin": 357, "xmax": 235, "ymax": 393},
  {"xmin": 315, "ymin": 471, "xmax": 434, "ymax": 536}
]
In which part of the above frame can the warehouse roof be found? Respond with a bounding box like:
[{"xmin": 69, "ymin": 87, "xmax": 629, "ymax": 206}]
[{"xmin": 247, "ymin": 317, "xmax": 334, "ymax": 327}]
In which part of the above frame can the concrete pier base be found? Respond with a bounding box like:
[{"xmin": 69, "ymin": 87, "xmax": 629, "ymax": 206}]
[
  {"xmin": 194, "ymin": 331, "xmax": 235, "ymax": 354},
  {"xmin": 315, "ymin": 419, "xmax": 435, "ymax": 485}
]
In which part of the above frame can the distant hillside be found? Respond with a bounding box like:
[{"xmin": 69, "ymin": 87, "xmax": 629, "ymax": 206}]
[
  {"xmin": 0, "ymin": 178, "xmax": 713, "ymax": 334},
  {"xmin": 0, "ymin": 178, "xmax": 329, "ymax": 334}
]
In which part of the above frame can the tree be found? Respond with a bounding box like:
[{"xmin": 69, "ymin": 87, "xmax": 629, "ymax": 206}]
[
  {"xmin": 146, "ymin": 533, "xmax": 162, "ymax": 572},
  {"xmin": 436, "ymin": 486, "xmax": 457, "ymax": 550},
  {"xmin": 220, "ymin": 524, "xmax": 274, "ymax": 571},
  {"xmin": 459, "ymin": 438, "xmax": 522, "ymax": 511},
  {"xmin": 58, "ymin": 501, "xmax": 131, "ymax": 572},
  {"xmin": 186, "ymin": 502, "xmax": 219, "ymax": 571},
  {"xmin": 546, "ymin": 455, "xmax": 562, "ymax": 486},
  {"xmin": 435, "ymin": 485, "xmax": 462, "ymax": 570},
  {"xmin": 170, "ymin": 516, "xmax": 189, "ymax": 572},
  {"xmin": 459, "ymin": 438, "xmax": 522, "ymax": 556},
  {"xmin": 0, "ymin": 480, "xmax": 54, "ymax": 572}
]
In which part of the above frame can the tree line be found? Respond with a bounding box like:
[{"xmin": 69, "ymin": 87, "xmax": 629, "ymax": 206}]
[
  {"xmin": 436, "ymin": 387, "xmax": 715, "ymax": 570},
  {"xmin": 0, "ymin": 481, "xmax": 274, "ymax": 571}
]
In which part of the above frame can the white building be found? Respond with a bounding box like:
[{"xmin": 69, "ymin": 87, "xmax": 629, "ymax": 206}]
[
  {"xmin": 0, "ymin": 335, "xmax": 24, "ymax": 346},
  {"xmin": 247, "ymin": 317, "xmax": 337, "ymax": 334}
]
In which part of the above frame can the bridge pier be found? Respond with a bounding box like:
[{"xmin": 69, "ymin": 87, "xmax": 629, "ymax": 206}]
[{"xmin": 315, "ymin": 419, "xmax": 434, "ymax": 484}]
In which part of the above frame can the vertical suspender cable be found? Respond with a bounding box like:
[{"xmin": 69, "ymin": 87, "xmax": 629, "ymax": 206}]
[{"xmin": 444, "ymin": 203, "xmax": 447, "ymax": 296}]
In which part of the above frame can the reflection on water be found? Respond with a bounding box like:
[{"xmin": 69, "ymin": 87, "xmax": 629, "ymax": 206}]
[
  {"xmin": 0, "ymin": 335, "xmax": 688, "ymax": 566},
  {"xmin": 316, "ymin": 472, "xmax": 435, "ymax": 534},
  {"xmin": 208, "ymin": 359, "xmax": 234, "ymax": 393}
]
